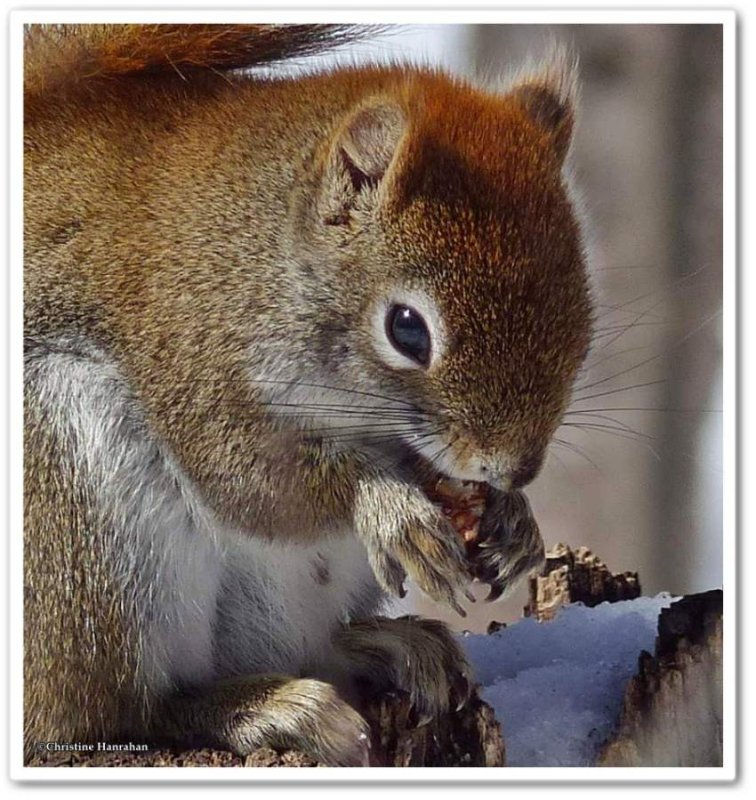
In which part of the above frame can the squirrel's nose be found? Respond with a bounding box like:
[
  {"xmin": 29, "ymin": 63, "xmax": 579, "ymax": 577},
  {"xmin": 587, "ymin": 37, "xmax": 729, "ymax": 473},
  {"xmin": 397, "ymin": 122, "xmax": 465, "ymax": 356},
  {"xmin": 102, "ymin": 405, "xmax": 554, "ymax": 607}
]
[
  {"xmin": 483, "ymin": 452, "xmax": 544, "ymax": 491},
  {"xmin": 507, "ymin": 454, "xmax": 543, "ymax": 489}
]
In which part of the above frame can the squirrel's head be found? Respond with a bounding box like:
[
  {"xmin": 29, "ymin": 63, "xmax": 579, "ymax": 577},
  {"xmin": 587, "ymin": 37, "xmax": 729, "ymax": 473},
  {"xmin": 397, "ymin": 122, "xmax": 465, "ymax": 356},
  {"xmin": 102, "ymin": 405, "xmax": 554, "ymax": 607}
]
[{"xmin": 288, "ymin": 65, "xmax": 593, "ymax": 491}]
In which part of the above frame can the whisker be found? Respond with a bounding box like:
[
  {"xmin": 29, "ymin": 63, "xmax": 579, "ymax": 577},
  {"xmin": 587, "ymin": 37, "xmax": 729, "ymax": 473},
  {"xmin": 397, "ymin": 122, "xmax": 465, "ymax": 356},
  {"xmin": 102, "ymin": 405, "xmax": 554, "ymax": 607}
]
[
  {"xmin": 576, "ymin": 308, "xmax": 721, "ymax": 395},
  {"xmin": 562, "ymin": 421, "xmax": 656, "ymax": 442},
  {"xmin": 308, "ymin": 423, "xmax": 444, "ymax": 443},
  {"xmin": 302, "ymin": 426, "xmax": 430, "ymax": 441},
  {"xmin": 373, "ymin": 429, "xmax": 451, "ymax": 481},
  {"xmin": 256, "ymin": 402, "xmax": 422, "ymax": 418},
  {"xmin": 591, "ymin": 320, "xmax": 672, "ymax": 337},
  {"xmin": 562, "ymin": 411, "xmax": 646, "ymax": 435},
  {"xmin": 591, "ymin": 264, "xmax": 709, "ymax": 320},
  {"xmin": 564, "ymin": 424, "xmax": 662, "ymax": 461},
  {"xmin": 546, "ymin": 446, "xmax": 570, "ymax": 478},
  {"xmin": 592, "ymin": 308, "xmax": 666, "ymax": 326},
  {"xmin": 354, "ymin": 429, "xmax": 447, "ymax": 474},
  {"xmin": 301, "ymin": 428, "xmax": 421, "ymax": 439},
  {"xmin": 597, "ymin": 297, "xmax": 671, "ymax": 352},
  {"xmin": 580, "ymin": 343, "xmax": 657, "ymax": 376},
  {"xmin": 245, "ymin": 377, "xmax": 420, "ymax": 409},
  {"xmin": 258, "ymin": 400, "xmax": 416, "ymax": 412},
  {"xmin": 593, "ymin": 265, "xmax": 657, "ymax": 272},
  {"xmin": 416, "ymin": 439, "xmax": 455, "ymax": 484},
  {"xmin": 180, "ymin": 375, "xmax": 424, "ymax": 412},
  {"xmin": 565, "ymin": 406, "xmax": 722, "ymax": 414},
  {"xmin": 573, "ymin": 379, "xmax": 668, "ymax": 404},
  {"xmin": 551, "ymin": 437, "xmax": 601, "ymax": 472}
]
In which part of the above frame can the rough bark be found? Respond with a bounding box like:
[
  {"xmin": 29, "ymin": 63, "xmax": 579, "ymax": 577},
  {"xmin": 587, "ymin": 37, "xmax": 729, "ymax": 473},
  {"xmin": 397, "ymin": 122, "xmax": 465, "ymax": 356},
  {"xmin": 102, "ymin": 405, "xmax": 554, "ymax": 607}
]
[
  {"xmin": 27, "ymin": 746, "xmax": 317, "ymax": 768},
  {"xmin": 367, "ymin": 689, "xmax": 504, "ymax": 767},
  {"xmin": 524, "ymin": 542, "xmax": 641, "ymax": 621},
  {"xmin": 598, "ymin": 589, "xmax": 723, "ymax": 767}
]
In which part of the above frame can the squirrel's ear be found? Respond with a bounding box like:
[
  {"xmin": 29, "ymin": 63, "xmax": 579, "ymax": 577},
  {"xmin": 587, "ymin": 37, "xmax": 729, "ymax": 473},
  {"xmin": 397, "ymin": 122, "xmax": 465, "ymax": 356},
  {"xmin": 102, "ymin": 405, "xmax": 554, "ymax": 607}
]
[
  {"xmin": 505, "ymin": 48, "xmax": 578, "ymax": 165},
  {"xmin": 511, "ymin": 82, "xmax": 574, "ymax": 164},
  {"xmin": 320, "ymin": 102, "xmax": 406, "ymax": 225}
]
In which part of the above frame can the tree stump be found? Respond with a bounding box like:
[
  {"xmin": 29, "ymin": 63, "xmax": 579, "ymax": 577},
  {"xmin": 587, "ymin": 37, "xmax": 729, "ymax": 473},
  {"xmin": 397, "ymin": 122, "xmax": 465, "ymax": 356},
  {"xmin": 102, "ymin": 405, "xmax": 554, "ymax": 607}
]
[
  {"xmin": 27, "ymin": 687, "xmax": 505, "ymax": 768},
  {"xmin": 598, "ymin": 589, "xmax": 723, "ymax": 767}
]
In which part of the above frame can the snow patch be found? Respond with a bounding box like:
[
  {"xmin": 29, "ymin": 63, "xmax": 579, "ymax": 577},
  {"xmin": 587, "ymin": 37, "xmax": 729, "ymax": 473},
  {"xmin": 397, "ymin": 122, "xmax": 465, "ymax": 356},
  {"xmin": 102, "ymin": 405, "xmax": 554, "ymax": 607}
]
[{"xmin": 460, "ymin": 594, "xmax": 676, "ymax": 766}]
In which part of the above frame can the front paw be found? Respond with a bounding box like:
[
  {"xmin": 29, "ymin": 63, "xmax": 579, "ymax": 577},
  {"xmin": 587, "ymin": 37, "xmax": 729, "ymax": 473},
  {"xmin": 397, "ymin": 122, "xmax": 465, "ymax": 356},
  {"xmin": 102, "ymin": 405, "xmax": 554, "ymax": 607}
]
[
  {"xmin": 354, "ymin": 480, "xmax": 470, "ymax": 616},
  {"xmin": 337, "ymin": 616, "xmax": 474, "ymax": 726},
  {"xmin": 472, "ymin": 489, "xmax": 545, "ymax": 601},
  {"xmin": 166, "ymin": 676, "xmax": 371, "ymax": 766},
  {"xmin": 240, "ymin": 678, "xmax": 371, "ymax": 766}
]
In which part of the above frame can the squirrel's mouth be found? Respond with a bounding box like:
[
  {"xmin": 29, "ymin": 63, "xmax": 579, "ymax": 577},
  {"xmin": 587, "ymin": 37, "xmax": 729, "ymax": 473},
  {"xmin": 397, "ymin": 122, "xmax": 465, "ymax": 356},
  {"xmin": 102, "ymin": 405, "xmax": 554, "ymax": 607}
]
[{"xmin": 423, "ymin": 473, "xmax": 488, "ymax": 550}]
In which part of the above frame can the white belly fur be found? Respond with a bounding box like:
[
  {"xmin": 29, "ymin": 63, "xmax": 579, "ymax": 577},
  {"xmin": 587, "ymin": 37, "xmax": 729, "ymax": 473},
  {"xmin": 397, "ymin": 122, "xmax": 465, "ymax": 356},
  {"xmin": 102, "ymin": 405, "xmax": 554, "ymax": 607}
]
[
  {"xmin": 214, "ymin": 532, "xmax": 380, "ymax": 679},
  {"xmin": 29, "ymin": 339, "xmax": 384, "ymax": 696}
]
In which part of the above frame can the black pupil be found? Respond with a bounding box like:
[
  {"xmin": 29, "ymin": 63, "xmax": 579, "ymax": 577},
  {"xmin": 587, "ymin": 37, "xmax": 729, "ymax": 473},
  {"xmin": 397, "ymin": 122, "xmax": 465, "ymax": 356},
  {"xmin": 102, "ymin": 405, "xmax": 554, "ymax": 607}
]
[{"xmin": 387, "ymin": 305, "xmax": 431, "ymax": 366}]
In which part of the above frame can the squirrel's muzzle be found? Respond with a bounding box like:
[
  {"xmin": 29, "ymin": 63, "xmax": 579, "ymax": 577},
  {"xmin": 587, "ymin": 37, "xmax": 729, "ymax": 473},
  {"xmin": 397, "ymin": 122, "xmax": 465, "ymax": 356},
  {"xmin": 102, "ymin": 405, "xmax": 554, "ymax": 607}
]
[{"xmin": 482, "ymin": 450, "xmax": 545, "ymax": 491}]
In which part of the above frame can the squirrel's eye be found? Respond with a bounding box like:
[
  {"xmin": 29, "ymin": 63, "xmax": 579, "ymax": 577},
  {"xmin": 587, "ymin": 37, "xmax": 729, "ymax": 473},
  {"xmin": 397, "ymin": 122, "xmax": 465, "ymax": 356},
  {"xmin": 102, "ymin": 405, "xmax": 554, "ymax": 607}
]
[{"xmin": 385, "ymin": 304, "xmax": 431, "ymax": 367}]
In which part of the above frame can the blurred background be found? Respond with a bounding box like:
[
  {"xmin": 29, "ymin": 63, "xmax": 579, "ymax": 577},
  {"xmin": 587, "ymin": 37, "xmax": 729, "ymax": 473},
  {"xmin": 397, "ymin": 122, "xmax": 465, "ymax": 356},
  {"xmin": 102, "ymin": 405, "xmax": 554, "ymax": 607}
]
[{"xmin": 299, "ymin": 24, "xmax": 724, "ymax": 629}]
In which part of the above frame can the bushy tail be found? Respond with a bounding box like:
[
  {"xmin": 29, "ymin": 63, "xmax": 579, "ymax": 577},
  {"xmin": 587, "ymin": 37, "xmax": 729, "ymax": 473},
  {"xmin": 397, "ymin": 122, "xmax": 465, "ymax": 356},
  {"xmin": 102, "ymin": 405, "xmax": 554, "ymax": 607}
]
[{"xmin": 24, "ymin": 23, "xmax": 366, "ymax": 100}]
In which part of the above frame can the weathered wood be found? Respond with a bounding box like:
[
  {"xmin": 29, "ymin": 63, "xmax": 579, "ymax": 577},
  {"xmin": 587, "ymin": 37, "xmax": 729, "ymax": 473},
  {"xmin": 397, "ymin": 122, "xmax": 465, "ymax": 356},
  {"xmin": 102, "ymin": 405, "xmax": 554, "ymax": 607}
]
[
  {"xmin": 598, "ymin": 589, "xmax": 723, "ymax": 767},
  {"xmin": 366, "ymin": 689, "xmax": 504, "ymax": 767},
  {"xmin": 524, "ymin": 542, "xmax": 641, "ymax": 621},
  {"xmin": 28, "ymin": 746, "xmax": 317, "ymax": 768}
]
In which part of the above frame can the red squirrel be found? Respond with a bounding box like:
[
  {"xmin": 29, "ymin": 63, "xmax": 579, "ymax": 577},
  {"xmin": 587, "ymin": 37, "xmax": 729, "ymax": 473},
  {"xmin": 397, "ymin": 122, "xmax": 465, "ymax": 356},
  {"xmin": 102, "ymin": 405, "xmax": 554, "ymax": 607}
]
[{"xmin": 24, "ymin": 24, "xmax": 592, "ymax": 764}]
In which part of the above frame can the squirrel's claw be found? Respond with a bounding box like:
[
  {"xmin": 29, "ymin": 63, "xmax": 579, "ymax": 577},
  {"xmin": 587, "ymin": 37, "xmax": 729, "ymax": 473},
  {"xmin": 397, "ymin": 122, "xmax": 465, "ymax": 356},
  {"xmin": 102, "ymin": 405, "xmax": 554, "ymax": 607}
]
[
  {"xmin": 336, "ymin": 615, "xmax": 474, "ymax": 730},
  {"xmin": 368, "ymin": 548, "xmax": 408, "ymax": 599},
  {"xmin": 450, "ymin": 670, "xmax": 473, "ymax": 712},
  {"xmin": 471, "ymin": 489, "xmax": 546, "ymax": 603},
  {"xmin": 484, "ymin": 581, "xmax": 505, "ymax": 603}
]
